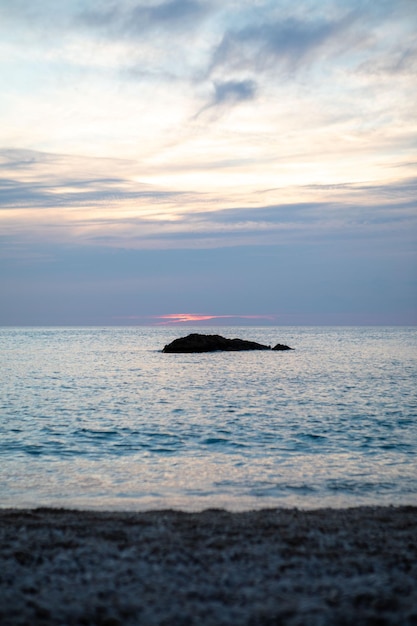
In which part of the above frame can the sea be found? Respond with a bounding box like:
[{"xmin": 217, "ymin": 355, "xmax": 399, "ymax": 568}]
[{"xmin": 1, "ymin": 326, "xmax": 416, "ymax": 511}]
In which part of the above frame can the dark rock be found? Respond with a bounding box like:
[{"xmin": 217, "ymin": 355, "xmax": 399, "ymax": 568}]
[
  {"xmin": 162, "ymin": 333, "xmax": 270, "ymax": 353},
  {"xmin": 272, "ymin": 343, "xmax": 293, "ymax": 351},
  {"xmin": 162, "ymin": 333, "xmax": 292, "ymax": 353}
]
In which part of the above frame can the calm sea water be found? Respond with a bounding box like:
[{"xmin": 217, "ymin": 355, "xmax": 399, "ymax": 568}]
[{"xmin": 0, "ymin": 326, "xmax": 416, "ymax": 511}]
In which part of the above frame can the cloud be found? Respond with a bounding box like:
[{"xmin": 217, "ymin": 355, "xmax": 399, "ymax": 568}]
[
  {"xmin": 358, "ymin": 44, "xmax": 417, "ymax": 77},
  {"xmin": 0, "ymin": 175, "xmax": 180, "ymax": 210},
  {"xmin": 213, "ymin": 79, "xmax": 257, "ymax": 105},
  {"xmin": 79, "ymin": 0, "xmax": 209, "ymax": 38},
  {"xmin": 0, "ymin": 154, "xmax": 178, "ymax": 212},
  {"xmin": 138, "ymin": 313, "xmax": 278, "ymax": 324},
  {"xmin": 209, "ymin": 13, "xmax": 359, "ymax": 76},
  {"xmin": 207, "ymin": 2, "xmax": 417, "ymax": 86},
  {"xmin": 2, "ymin": 163, "xmax": 416, "ymax": 254},
  {"xmin": 194, "ymin": 78, "xmax": 257, "ymax": 117}
]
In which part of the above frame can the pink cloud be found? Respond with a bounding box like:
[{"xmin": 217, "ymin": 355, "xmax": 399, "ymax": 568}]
[{"xmin": 151, "ymin": 313, "xmax": 277, "ymax": 325}]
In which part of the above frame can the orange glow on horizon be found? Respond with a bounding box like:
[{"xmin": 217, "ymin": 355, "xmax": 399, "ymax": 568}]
[{"xmin": 152, "ymin": 314, "xmax": 277, "ymax": 325}]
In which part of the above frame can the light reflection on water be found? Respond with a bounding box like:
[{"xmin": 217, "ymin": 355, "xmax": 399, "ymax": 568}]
[{"xmin": 0, "ymin": 326, "xmax": 416, "ymax": 510}]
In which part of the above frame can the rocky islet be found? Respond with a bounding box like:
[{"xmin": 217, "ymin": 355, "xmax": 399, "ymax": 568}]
[{"xmin": 162, "ymin": 333, "xmax": 293, "ymax": 353}]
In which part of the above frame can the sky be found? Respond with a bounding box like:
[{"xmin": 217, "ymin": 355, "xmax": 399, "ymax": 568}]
[{"xmin": 0, "ymin": 0, "xmax": 416, "ymax": 326}]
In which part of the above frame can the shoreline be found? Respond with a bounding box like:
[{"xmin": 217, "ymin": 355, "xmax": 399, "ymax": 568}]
[{"xmin": 1, "ymin": 505, "xmax": 416, "ymax": 625}]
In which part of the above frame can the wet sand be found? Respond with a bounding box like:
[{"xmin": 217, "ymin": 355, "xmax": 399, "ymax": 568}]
[{"xmin": 1, "ymin": 506, "xmax": 416, "ymax": 625}]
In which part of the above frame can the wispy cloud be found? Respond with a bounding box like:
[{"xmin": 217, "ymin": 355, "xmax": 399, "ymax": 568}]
[
  {"xmin": 1, "ymin": 146, "xmax": 415, "ymax": 252},
  {"xmin": 209, "ymin": 13, "xmax": 359, "ymax": 76},
  {"xmin": 0, "ymin": 0, "xmax": 210, "ymax": 36},
  {"xmin": 117, "ymin": 313, "xmax": 279, "ymax": 325},
  {"xmin": 195, "ymin": 78, "xmax": 257, "ymax": 117},
  {"xmin": 213, "ymin": 79, "xmax": 257, "ymax": 105},
  {"xmin": 79, "ymin": 0, "xmax": 209, "ymax": 38}
]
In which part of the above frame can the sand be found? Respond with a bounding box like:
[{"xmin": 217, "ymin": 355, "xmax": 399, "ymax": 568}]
[{"xmin": 1, "ymin": 506, "xmax": 416, "ymax": 625}]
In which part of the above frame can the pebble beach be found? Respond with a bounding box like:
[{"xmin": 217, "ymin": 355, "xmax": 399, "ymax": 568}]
[{"xmin": 1, "ymin": 506, "xmax": 416, "ymax": 625}]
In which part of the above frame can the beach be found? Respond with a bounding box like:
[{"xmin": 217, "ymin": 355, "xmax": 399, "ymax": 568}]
[{"xmin": 1, "ymin": 506, "xmax": 416, "ymax": 625}]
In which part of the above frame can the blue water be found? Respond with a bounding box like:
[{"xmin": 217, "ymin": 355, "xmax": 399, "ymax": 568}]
[{"xmin": 0, "ymin": 326, "xmax": 416, "ymax": 510}]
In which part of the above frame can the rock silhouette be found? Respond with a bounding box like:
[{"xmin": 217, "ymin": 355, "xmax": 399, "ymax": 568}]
[
  {"xmin": 272, "ymin": 343, "xmax": 293, "ymax": 351},
  {"xmin": 162, "ymin": 333, "xmax": 292, "ymax": 353}
]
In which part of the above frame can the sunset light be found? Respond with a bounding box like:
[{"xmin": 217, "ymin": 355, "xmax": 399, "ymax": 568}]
[
  {"xmin": 0, "ymin": 0, "xmax": 415, "ymax": 325},
  {"xmin": 1, "ymin": 3, "xmax": 417, "ymax": 621},
  {"xmin": 152, "ymin": 314, "xmax": 278, "ymax": 325}
]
